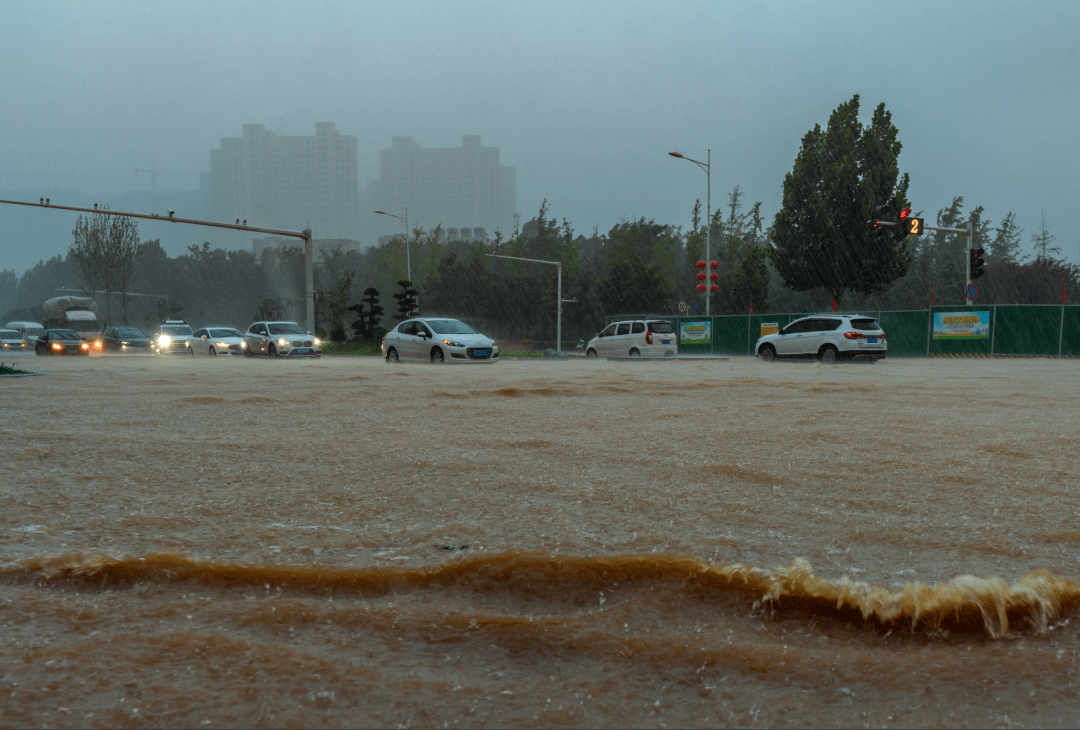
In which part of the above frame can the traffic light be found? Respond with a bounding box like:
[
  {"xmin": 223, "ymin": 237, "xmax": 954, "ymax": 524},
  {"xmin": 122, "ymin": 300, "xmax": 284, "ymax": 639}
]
[
  {"xmin": 895, "ymin": 207, "xmax": 912, "ymax": 242},
  {"xmin": 970, "ymin": 248, "xmax": 986, "ymax": 279},
  {"xmin": 906, "ymin": 216, "xmax": 924, "ymax": 235},
  {"xmin": 869, "ymin": 204, "xmax": 889, "ymax": 240}
]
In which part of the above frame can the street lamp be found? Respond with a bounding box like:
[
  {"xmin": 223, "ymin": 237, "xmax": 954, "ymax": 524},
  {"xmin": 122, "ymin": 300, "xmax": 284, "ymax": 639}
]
[
  {"xmin": 375, "ymin": 208, "xmax": 409, "ymax": 281},
  {"xmin": 669, "ymin": 150, "xmax": 711, "ymax": 318},
  {"xmin": 486, "ymin": 254, "xmax": 574, "ymax": 353}
]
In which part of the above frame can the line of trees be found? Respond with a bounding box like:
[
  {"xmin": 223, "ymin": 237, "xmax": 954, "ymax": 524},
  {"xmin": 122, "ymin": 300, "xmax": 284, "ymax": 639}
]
[{"xmin": 3, "ymin": 94, "xmax": 1077, "ymax": 339}]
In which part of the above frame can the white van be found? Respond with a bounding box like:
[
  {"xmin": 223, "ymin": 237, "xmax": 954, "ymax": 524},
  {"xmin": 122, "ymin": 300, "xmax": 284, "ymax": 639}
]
[
  {"xmin": 585, "ymin": 319, "xmax": 678, "ymax": 358},
  {"xmin": 5, "ymin": 321, "xmax": 45, "ymax": 346}
]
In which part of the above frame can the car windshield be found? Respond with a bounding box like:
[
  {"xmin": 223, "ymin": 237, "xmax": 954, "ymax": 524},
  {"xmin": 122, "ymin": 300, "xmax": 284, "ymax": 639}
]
[
  {"xmin": 647, "ymin": 321, "xmax": 674, "ymax": 334},
  {"xmin": 0, "ymin": 331, "xmax": 19, "ymax": 339},
  {"xmin": 850, "ymin": 318, "xmax": 881, "ymax": 331},
  {"xmin": 425, "ymin": 319, "xmax": 478, "ymax": 335},
  {"xmin": 210, "ymin": 328, "xmax": 242, "ymax": 338},
  {"xmin": 268, "ymin": 322, "xmax": 306, "ymax": 335},
  {"xmin": 117, "ymin": 328, "xmax": 145, "ymax": 337},
  {"xmin": 160, "ymin": 325, "xmax": 193, "ymax": 336},
  {"xmin": 27, "ymin": 328, "xmax": 43, "ymax": 336},
  {"xmin": 54, "ymin": 331, "xmax": 81, "ymax": 340}
]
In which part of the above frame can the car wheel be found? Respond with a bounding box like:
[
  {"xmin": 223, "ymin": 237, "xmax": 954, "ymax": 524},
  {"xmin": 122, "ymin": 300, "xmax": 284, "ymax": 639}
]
[
  {"xmin": 187, "ymin": 346, "xmax": 194, "ymax": 356},
  {"xmin": 268, "ymin": 344, "xmax": 280, "ymax": 358},
  {"xmin": 819, "ymin": 345, "xmax": 839, "ymax": 364},
  {"xmin": 386, "ymin": 347, "xmax": 399, "ymax": 363},
  {"xmin": 586, "ymin": 348, "xmax": 598, "ymax": 358},
  {"xmin": 244, "ymin": 345, "xmax": 254, "ymax": 357},
  {"xmin": 759, "ymin": 344, "xmax": 776, "ymax": 363},
  {"xmin": 431, "ymin": 348, "xmax": 445, "ymax": 365},
  {"xmin": 629, "ymin": 349, "xmax": 640, "ymax": 357},
  {"xmin": 209, "ymin": 347, "xmax": 216, "ymax": 357}
]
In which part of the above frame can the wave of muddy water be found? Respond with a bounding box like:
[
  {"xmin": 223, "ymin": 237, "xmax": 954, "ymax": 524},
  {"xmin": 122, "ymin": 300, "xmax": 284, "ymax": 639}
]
[{"xmin": 2, "ymin": 354, "xmax": 1079, "ymax": 727}]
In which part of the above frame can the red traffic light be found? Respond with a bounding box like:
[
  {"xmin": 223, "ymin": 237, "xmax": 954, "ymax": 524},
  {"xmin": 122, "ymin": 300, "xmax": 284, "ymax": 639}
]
[{"xmin": 900, "ymin": 206, "xmax": 911, "ymax": 222}]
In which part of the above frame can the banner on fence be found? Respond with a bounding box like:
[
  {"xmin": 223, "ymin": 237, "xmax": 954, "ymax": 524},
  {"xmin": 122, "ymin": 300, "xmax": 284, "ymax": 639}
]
[
  {"xmin": 681, "ymin": 321, "xmax": 711, "ymax": 344},
  {"xmin": 760, "ymin": 322, "xmax": 779, "ymax": 337},
  {"xmin": 933, "ymin": 311, "xmax": 990, "ymax": 339}
]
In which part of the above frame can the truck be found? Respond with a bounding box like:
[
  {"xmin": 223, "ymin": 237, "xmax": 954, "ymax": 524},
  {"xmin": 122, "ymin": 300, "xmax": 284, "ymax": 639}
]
[{"xmin": 42, "ymin": 296, "xmax": 103, "ymax": 342}]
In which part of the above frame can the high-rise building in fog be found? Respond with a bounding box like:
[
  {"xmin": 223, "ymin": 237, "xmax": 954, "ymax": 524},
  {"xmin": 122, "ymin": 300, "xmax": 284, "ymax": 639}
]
[
  {"xmin": 205, "ymin": 123, "xmax": 359, "ymax": 243},
  {"xmin": 371, "ymin": 135, "xmax": 515, "ymax": 241}
]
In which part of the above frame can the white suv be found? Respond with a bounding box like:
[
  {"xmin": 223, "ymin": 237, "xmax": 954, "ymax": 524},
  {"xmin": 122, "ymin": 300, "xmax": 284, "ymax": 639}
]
[
  {"xmin": 755, "ymin": 314, "xmax": 886, "ymax": 364},
  {"xmin": 585, "ymin": 319, "xmax": 678, "ymax": 358}
]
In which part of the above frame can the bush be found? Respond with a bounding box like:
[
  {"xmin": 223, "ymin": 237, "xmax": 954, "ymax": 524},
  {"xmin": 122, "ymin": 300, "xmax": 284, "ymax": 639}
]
[{"xmin": 329, "ymin": 322, "xmax": 348, "ymax": 344}]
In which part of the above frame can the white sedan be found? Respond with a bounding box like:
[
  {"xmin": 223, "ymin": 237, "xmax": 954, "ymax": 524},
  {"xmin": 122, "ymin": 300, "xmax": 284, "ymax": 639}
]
[
  {"xmin": 381, "ymin": 317, "xmax": 499, "ymax": 364},
  {"xmin": 188, "ymin": 327, "xmax": 245, "ymax": 356}
]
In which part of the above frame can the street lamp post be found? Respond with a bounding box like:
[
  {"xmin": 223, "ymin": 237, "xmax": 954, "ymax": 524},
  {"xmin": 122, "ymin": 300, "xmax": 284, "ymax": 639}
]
[
  {"xmin": 486, "ymin": 253, "xmax": 573, "ymax": 353},
  {"xmin": 375, "ymin": 208, "xmax": 409, "ymax": 281},
  {"xmin": 669, "ymin": 150, "xmax": 711, "ymax": 319}
]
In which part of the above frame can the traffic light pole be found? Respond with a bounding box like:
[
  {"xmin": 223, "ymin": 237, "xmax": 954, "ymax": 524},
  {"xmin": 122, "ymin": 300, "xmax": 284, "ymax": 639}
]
[
  {"xmin": 875, "ymin": 219, "xmax": 974, "ymax": 304},
  {"xmin": 486, "ymin": 253, "xmax": 574, "ymax": 353},
  {"xmin": 0, "ymin": 197, "xmax": 316, "ymax": 332}
]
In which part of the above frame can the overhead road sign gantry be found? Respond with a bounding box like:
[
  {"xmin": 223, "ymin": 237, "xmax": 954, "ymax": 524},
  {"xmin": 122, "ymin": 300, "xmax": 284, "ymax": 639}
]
[{"xmin": 0, "ymin": 197, "xmax": 316, "ymax": 332}]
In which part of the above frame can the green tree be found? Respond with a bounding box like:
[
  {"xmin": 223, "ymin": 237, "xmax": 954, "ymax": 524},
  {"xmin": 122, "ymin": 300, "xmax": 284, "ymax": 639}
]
[
  {"xmin": 393, "ymin": 280, "xmax": 418, "ymax": 319},
  {"xmin": 1031, "ymin": 212, "xmax": 1060, "ymax": 260},
  {"xmin": 771, "ymin": 94, "xmax": 912, "ymax": 306},
  {"xmin": 989, "ymin": 212, "xmax": 1025, "ymax": 265},
  {"xmin": 348, "ymin": 287, "xmax": 384, "ymax": 340}
]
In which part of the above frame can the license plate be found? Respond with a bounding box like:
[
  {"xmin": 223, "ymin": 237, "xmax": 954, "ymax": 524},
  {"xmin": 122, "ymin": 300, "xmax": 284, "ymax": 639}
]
[
  {"xmin": 866, "ymin": 337, "xmax": 878, "ymax": 343},
  {"xmin": 661, "ymin": 340, "xmax": 671, "ymax": 345},
  {"xmin": 136, "ymin": 347, "xmax": 145, "ymax": 352},
  {"xmin": 296, "ymin": 348, "xmax": 310, "ymax": 354},
  {"xmin": 472, "ymin": 350, "xmax": 489, "ymax": 357}
]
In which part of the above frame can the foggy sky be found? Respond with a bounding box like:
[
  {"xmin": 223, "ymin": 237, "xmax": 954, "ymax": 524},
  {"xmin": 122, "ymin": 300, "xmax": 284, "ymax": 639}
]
[{"xmin": 2, "ymin": 0, "xmax": 1078, "ymax": 275}]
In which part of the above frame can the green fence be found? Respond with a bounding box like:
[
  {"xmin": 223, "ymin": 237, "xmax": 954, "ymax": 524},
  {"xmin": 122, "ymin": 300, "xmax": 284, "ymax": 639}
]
[{"xmin": 668, "ymin": 305, "xmax": 1080, "ymax": 357}]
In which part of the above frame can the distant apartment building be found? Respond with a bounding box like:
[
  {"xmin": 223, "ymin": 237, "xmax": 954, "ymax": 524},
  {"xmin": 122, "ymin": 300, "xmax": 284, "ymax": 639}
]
[
  {"xmin": 370, "ymin": 135, "xmax": 515, "ymax": 241},
  {"xmin": 205, "ymin": 123, "xmax": 360, "ymax": 245}
]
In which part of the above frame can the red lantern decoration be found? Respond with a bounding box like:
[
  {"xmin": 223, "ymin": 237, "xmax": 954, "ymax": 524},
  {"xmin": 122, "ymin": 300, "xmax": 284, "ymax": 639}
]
[
  {"xmin": 696, "ymin": 271, "xmax": 707, "ymax": 281},
  {"xmin": 709, "ymin": 285, "xmax": 719, "ymax": 293},
  {"xmin": 696, "ymin": 284, "xmax": 706, "ymax": 292},
  {"xmin": 709, "ymin": 272, "xmax": 719, "ymax": 281},
  {"xmin": 696, "ymin": 260, "xmax": 706, "ymax": 269},
  {"xmin": 709, "ymin": 261, "xmax": 719, "ymax": 269}
]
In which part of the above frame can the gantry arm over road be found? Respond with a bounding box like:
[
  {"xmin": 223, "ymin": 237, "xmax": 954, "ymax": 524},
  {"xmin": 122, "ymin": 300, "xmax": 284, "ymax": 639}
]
[{"xmin": 0, "ymin": 198, "xmax": 316, "ymax": 332}]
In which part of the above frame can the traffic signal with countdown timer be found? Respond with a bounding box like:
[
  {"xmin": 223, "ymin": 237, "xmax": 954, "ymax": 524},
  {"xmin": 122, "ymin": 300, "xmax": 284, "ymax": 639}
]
[
  {"xmin": 906, "ymin": 216, "xmax": 924, "ymax": 235},
  {"xmin": 895, "ymin": 207, "xmax": 912, "ymax": 242},
  {"xmin": 970, "ymin": 248, "xmax": 986, "ymax": 279}
]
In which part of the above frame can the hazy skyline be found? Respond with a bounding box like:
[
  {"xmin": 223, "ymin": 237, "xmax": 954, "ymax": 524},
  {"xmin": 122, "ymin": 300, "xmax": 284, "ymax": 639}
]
[{"xmin": 2, "ymin": 0, "xmax": 1078, "ymax": 274}]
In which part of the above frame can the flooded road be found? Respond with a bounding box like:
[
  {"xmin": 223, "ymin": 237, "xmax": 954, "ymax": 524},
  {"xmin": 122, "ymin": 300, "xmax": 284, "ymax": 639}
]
[{"xmin": 2, "ymin": 354, "xmax": 1079, "ymax": 727}]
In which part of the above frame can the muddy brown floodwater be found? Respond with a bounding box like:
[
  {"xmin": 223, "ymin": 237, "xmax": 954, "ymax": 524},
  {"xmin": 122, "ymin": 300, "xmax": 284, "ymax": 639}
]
[{"xmin": 2, "ymin": 353, "xmax": 1080, "ymax": 728}]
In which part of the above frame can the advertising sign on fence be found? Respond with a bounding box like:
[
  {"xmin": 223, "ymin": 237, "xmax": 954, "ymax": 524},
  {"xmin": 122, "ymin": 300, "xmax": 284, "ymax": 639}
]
[
  {"xmin": 681, "ymin": 321, "xmax": 711, "ymax": 344},
  {"xmin": 933, "ymin": 311, "xmax": 991, "ymax": 339},
  {"xmin": 760, "ymin": 322, "xmax": 779, "ymax": 337}
]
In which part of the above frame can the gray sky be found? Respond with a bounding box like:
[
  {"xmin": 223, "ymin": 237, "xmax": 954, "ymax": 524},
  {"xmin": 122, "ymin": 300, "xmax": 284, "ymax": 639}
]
[{"xmin": 2, "ymin": 0, "xmax": 1077, "ymax": 274}]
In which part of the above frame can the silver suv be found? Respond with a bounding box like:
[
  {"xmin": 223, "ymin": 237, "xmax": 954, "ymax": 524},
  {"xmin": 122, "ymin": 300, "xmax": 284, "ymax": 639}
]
[
  {"xmin": 755, "ymin": 314, "xmax": 886, "ymax": 363},
  {"xmin": 585, "ymin": 319, "xmax": 677, "ymax": 358}
]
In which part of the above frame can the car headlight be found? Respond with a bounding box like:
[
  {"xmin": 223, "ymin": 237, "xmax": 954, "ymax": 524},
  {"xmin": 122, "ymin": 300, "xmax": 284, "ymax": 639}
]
[
  {"xmin": 277, "ymin": 338, "xmax": 288, "ymax": 346},
  {"xmin": 80, "ymin": 343, "xmax": 89, "ymax": 350},
  {"xmin": 93, "ymin": 340, "xmax": 103, "ymax": 349},
  {"xmin": 313, "ymin": 338, "xmax": 321, "ymax": 346},
  {"xmin": 443, "ymin": 339, "xmax": 465, "ymax": 347},
  {"xmin": 158, "ymin": 335, "xmax": 171, "ymax": 347},
  {"xmin": 214, "ymin": 342, "xmax": 229, "ymax": 348},
  {"xmin": 52, "ymin": 343, "xmax": 62, "ymax": 350}
]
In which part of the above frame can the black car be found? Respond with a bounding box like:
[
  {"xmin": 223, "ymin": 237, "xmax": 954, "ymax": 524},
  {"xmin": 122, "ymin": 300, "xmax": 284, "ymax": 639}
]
[
  {"xmin": 35, "ymin": 329, "xmax": 91, "ymax": 356},
  {"xmin": 103, "ymin": 326, "xmax": 152, "ymax": 354}
]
